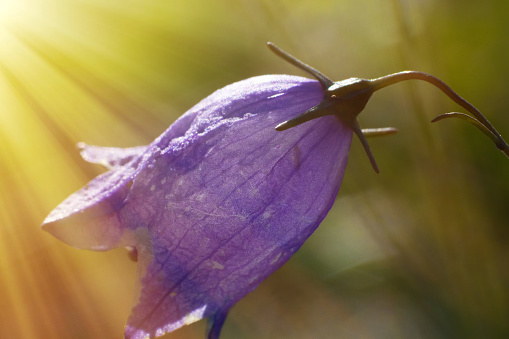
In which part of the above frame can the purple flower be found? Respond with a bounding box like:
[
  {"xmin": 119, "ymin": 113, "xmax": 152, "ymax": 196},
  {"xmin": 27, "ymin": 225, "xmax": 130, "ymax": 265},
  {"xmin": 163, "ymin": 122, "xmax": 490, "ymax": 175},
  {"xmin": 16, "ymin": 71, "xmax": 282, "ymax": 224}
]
[
  {"xmin": 43, "ymin": 73, "xmax": 353, "ymax": 338},
  {"xmin": 43, "ymin": 43, "xmax": 508, "ymax": 339}
]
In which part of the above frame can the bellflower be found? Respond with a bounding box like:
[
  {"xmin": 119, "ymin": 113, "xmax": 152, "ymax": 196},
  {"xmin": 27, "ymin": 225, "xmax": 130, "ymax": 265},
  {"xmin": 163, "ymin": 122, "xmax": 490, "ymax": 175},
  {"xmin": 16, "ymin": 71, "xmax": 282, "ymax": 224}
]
[
  {"xmin": 43, "ymin": 43, "xmax": 508, "ymax": 339},
  {"xmin": 44, "ymin": 74, "xmax": 353, "ymax": 339}
]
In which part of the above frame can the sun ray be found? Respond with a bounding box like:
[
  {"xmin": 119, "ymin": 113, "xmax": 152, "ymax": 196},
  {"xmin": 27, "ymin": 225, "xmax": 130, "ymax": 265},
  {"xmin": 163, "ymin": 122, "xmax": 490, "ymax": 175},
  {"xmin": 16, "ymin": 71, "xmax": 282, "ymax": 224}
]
[
  {"xmin": 0, "ymin": 1, "xmax": 144, "ymax": 337},
  {"xmin": 10, "ymin": 28, "xmax": 163, "ymax": 140}
]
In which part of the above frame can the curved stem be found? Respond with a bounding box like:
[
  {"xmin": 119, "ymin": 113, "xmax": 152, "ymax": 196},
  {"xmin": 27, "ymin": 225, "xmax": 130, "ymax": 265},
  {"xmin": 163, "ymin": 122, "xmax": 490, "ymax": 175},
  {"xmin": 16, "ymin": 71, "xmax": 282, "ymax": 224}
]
[
  {"xmin": 371, "ymin": 71, "xmax": 509, "ymax": 156},
  {"xmin": 432, "ymin": 113, "xmax": 509, "ymax": 158},
  {"xmin": 432, "ymin": 112, "xmax": 499, "ymax": 142}
]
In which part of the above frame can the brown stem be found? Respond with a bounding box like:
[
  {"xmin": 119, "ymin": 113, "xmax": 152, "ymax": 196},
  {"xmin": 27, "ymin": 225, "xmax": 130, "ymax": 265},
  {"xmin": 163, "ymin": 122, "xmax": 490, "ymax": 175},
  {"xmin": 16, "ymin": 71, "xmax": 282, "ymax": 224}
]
[{"xmin": 371, "ymin": 71, "xmax": 509, "ymax": 157}]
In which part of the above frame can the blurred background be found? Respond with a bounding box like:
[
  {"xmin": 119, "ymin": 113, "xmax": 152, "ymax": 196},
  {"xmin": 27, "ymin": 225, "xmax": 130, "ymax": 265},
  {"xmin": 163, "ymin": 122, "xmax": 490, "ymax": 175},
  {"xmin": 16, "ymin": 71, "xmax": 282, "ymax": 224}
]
[{"xmin": 1, "ymin": 0, "xmax": 508, "ymax": 338}]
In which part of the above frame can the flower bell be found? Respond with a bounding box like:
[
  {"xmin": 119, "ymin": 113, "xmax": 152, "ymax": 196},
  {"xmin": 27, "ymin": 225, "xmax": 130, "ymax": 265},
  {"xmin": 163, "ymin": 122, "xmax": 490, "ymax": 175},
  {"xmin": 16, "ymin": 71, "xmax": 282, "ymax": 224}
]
[{"xmin": 42, "ymin": 42, "xmax": 508, "ymax": 339}]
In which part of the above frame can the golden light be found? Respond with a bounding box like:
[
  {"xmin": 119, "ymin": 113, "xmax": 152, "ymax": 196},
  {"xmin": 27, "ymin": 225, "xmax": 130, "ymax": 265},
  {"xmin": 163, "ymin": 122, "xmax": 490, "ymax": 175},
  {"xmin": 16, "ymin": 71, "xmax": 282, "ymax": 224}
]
[
  {"xmin": 0, "ymin": 0, "xmax": 17, "ymax": 22},
  {"xmin": 0, "ymin": 0, "xmax": 28, "ymax": 25},
  {"xmin": 0, "ymin": 0, "xmax": 149, "ymax": 337}
]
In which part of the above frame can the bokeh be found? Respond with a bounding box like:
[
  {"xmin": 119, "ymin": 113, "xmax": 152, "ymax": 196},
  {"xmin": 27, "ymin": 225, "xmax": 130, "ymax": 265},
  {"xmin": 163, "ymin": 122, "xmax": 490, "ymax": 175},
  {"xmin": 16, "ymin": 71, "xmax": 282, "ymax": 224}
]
[{"xmin": 1, "ymin": 0, "xmax": 508, "ymax": 338}]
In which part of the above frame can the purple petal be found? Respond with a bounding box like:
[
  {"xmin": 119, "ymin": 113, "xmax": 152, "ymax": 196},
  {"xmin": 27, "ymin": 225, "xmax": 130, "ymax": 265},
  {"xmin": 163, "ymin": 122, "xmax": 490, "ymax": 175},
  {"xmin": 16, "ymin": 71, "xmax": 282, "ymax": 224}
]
[
  {"xmin": 79, "ymin": 143, "xmax": 148, "ymax": 170},
  {"xmin": 119, "ymin": 75, "xmax": 353, "ymax": 337},
  {"xmin": 42, "ymin": 147, "xmax": 144, "ymax": 250},
  {"xmin": 206, "ymin": 308, "xmax": 230, "ymax": 339},
  {"xmin": 44, "ymin": 74, "xmax": 352, "ymax": 338},
  {"xmin": 42, "ymin": 104, "xmax": 203, "ymax": 250}
]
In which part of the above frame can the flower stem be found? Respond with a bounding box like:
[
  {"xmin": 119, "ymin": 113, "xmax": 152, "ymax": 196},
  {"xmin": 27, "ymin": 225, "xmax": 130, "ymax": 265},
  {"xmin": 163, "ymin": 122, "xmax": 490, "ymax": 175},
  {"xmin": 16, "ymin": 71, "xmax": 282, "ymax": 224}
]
[{"xmin": 371, "ymin": 71, "xmax": 509, "ymax": 157}]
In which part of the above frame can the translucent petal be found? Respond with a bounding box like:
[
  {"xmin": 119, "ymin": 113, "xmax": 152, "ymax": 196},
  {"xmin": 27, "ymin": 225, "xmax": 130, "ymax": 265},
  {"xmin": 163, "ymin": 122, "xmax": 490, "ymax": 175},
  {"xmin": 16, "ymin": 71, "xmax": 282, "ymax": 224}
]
[
  {"xmin": 120, "ymin": 75, "xmax": 353, "ymax": 337},
  {"xmin": 79, "ymin": 143, "xmax": 148, "ymax": 170},
  {"xmin": 42, "ymin": 159, "xmax": 139, "ymax": 251},
  {"xmin": 43, "ymin": 75, "xmax": 353, "ymax": 338}
]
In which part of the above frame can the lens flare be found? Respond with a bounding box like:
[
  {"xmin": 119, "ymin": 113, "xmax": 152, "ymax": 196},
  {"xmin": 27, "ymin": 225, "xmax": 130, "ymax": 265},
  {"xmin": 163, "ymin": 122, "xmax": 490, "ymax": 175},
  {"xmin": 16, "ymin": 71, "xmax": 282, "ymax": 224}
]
[{"xmin": 0, "ymin": 0, "xmax": 29, "ymax": 26}]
